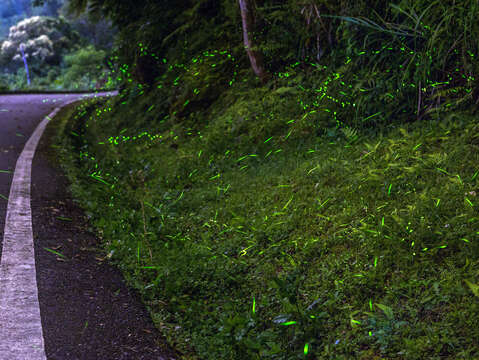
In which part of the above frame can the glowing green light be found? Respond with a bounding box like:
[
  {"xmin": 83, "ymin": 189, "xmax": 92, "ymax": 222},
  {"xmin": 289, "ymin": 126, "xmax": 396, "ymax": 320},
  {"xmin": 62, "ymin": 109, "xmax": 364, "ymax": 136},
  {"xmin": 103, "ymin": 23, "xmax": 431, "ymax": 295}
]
[
  {"xmin": 304, "ymin": 343, "xmax": 309, "ymax": 355},
  {"xmin": 465, "ymin": 198, "xmax": 474, "ymax": 207}
]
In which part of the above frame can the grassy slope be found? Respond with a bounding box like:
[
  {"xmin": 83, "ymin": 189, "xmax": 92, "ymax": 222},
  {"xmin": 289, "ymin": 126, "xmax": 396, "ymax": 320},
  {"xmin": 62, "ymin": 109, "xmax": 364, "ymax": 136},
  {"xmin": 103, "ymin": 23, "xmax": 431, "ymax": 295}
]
[{"xmin": 51, "ymin": 65, "xmax": 479, "ymax": 359}]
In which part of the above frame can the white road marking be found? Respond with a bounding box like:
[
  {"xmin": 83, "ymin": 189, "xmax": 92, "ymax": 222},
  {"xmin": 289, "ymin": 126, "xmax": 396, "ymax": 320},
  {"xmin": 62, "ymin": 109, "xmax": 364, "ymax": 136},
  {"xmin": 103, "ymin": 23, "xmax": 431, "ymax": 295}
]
[
  {"xmin": 0, "ymin": 107, "xmax": 59, "ymax": 360},
  {"xmin": 0, "ymin": 92, "xmax": 117, "ymax": 359}
]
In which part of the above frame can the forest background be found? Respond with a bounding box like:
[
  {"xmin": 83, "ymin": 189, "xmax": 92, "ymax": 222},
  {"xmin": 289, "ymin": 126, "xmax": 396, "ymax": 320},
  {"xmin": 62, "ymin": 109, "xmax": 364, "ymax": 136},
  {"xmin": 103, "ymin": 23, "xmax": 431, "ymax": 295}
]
[{"xmin": 0, "ymin": 0, "xmax": 116, "ymax": 90}]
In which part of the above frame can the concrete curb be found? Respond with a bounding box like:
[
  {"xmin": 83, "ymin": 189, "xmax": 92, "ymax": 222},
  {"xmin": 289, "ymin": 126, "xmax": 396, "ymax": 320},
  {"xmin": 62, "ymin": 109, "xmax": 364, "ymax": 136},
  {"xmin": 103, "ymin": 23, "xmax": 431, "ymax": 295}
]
[{"xmin": 0, "ymin": 92, "xmax": 117, "ymax": 359}]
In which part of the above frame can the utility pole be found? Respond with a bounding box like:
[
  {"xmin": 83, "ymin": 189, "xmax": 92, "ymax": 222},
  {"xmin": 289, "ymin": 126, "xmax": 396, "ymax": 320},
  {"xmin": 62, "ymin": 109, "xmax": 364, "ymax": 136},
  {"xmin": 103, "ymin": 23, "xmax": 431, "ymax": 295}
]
[{"xmin": 19, "ymin": 44, "xmax": 31, "ymax": 86}]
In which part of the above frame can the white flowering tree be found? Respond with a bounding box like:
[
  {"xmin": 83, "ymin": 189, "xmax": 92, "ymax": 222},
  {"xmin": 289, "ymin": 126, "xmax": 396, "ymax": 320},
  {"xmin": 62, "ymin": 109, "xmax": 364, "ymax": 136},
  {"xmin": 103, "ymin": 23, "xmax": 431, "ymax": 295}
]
[{"xmin": 0, "ymin": 16, "xmax": 80, "ymax": 73}]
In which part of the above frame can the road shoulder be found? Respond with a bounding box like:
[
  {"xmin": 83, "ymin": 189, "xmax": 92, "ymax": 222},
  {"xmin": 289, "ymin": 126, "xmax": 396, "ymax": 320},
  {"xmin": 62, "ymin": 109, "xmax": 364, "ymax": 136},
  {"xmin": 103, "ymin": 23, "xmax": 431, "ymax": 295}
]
[{"xmin": 31, "ymin": 103, "xmax": 179, "ymax": 360}]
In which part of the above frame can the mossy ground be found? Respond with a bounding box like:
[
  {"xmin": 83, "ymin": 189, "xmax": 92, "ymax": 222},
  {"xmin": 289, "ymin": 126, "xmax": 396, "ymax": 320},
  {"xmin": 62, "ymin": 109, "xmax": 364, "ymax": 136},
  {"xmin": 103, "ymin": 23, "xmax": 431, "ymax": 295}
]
[{"xmin": 51, "ymin": 60, "xmax": 479, "ymax": 359}]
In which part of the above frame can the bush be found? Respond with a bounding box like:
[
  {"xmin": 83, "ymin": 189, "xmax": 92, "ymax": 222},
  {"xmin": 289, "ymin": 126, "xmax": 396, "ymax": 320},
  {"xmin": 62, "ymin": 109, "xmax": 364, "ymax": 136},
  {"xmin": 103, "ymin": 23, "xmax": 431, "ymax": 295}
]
[
  {"xmin": 0, "ymin": 74, "xmax": 9, "ymax": 91},
  {"xmin": 59, "ymin": 45, "xmax": 107, "ymax": 89}
]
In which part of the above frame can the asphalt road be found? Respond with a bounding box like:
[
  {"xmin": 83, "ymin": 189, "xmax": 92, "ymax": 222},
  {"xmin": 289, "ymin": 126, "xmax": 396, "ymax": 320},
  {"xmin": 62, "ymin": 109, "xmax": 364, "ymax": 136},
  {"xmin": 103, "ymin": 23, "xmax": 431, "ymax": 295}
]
[
  {"xmin": 0, "ymin": 94, "xmax": 178, "ymax": 360},
  {"xmin": 0, "ymin": 93, "xmax": 98, "ymax": 261}
]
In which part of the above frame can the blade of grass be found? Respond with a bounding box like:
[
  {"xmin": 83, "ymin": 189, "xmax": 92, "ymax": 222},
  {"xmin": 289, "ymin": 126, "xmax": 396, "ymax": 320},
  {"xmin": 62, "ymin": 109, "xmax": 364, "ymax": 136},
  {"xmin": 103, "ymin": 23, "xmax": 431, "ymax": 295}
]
[
  {"xmin": 320, "ymin": 14, "xmax": 423, "ymax": 38},
  {"xmin": 43, "ymin": 247, "xmax": 66, "ymax": 259},
  {"xmin": 56, "ymin": 216, "xmax": 73, "ymax": 221}
]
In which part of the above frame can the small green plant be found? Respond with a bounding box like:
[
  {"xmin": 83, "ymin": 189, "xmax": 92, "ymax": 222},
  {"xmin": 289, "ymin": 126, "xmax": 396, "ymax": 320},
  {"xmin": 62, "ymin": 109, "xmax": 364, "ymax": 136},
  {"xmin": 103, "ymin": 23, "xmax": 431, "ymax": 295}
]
[{"xmin": 365, "ymin": 303, "xmax": 409, "ymax": 353}]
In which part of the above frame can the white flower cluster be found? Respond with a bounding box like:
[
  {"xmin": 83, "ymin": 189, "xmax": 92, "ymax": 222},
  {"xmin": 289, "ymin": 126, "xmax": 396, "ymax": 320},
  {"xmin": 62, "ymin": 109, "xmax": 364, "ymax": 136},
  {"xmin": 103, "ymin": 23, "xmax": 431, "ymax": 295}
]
[
  {"xmin": 14, "ymin": 35, "xmax": 54, "ymax": 62},
  {"xmin": 9, "ymin": 16, "xmax": 51, "ymax": 41},
  {"xmin": 0, "ymin": 16, "xmax": 73, "ymax": 66},
  {"xmin": 0, "ymin": 40, "xmax": 16, "ymax": 60}
]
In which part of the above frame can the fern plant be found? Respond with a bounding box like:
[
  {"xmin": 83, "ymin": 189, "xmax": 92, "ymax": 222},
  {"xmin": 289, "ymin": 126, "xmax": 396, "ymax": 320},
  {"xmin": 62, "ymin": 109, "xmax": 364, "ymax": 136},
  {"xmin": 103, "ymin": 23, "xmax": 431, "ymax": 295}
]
[{"xmin": 340, "ymin": 125, "xmax": 359, "ymax": 143}]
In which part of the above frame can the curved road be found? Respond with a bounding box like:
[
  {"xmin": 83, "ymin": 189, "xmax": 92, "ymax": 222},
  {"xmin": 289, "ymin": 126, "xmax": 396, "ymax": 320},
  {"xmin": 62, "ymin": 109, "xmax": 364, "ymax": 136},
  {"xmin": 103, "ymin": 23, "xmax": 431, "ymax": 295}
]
[{"xmin": 0, "ymin": 93, "xmax": 177, "ymax": 360}]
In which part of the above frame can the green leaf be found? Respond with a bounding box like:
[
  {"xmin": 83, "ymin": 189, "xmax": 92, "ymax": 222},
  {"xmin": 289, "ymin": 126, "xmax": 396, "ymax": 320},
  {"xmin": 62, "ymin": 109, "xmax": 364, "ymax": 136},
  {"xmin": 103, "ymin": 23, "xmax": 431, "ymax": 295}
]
[
  {"xmin": 43, "ymin": 247, "xmax": 66, "ymax": 259},
  {"xmin": 465, "ymin": 280, "xmax": 479, "ymax": 297},
  {"xmin": 375, "ymin": 303, "xmax": 394, "ymax": 320},
  {"xmin": 274, "ymin": 87, "xmax": 298, "ymax": 96}
]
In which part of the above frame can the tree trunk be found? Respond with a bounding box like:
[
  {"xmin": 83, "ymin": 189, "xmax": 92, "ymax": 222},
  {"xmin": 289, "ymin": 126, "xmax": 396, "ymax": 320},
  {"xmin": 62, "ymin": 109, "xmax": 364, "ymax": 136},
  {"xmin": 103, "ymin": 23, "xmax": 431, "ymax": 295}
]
[
  {"xmin": 133, "ymin": 54, "xmax": 159, "ymax": 87},
  {"xmin": 238, "ymin": 0, "xmax": 270, "ymax": 83}
]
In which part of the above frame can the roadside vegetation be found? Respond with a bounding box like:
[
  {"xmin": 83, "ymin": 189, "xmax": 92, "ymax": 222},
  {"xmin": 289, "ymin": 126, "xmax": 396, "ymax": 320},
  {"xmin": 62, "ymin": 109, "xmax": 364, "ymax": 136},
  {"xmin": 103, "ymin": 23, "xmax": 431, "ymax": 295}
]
[{"xmin": 45, "ymin": 0, "xmax": 479, "ymax": 358}]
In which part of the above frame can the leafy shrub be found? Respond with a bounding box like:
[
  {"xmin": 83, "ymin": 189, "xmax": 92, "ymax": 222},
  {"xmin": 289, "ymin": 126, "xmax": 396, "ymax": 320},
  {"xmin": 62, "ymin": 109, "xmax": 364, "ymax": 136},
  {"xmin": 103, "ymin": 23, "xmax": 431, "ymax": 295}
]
[
  {"xmin": 0, "ymin": 74, "xmax": 9, "ymax": 91},
  {"xmin": 60, "ymin": 45, "xmax": 107, "ymax": 89}
]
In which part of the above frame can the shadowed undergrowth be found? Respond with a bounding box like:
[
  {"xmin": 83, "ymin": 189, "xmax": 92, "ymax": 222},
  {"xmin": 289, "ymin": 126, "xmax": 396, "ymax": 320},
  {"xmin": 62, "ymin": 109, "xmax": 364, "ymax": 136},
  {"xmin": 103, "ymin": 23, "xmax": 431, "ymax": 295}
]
[
  {"xmin": 47, "ymin": 1, "xmax": 479, "ymax": 358},
  {"xmin": 52, "ymin": 73, "xmax": 479, "ymax": 358}
]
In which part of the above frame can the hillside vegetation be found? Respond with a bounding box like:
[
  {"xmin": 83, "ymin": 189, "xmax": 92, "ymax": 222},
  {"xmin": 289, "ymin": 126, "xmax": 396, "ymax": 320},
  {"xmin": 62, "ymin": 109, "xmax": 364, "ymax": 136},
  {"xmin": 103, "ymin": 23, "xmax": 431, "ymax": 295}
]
[{"xmin": 50, "ymin": 0, "xmax": 479, "ymax": 358}]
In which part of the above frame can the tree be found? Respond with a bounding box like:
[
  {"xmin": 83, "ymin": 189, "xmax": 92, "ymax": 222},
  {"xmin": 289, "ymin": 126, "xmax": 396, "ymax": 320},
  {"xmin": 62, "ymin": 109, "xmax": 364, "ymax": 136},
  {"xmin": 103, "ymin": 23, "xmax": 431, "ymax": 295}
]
[
  {"xmin": 40, "ymin": 0, "xmax": 63, "ymax": 16},
  {"xmin": 0, "ymin": 16, "xmax": 80, "ymax": 74},
  {"xmin": 238, "ymin": 0, "xmax": 270, "ymax": 84}
]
